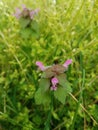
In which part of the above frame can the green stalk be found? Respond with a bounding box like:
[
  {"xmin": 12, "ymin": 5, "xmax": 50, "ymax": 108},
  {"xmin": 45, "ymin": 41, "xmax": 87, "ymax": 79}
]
[
  {"xmin": 70, "ymin": 52, "xmax": 85, "ymax": 130},
  {"xmin": 44, "ymin": 92, "xmax": 54, "ymax": 130}
]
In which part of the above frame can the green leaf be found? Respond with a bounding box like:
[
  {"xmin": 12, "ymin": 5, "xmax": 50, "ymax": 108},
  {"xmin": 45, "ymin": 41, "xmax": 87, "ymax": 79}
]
[
  {"xmin": 31, "ymin": 31, "xmax": 39, "ymax": 39},
  {"xmin": 39, "ymin": 78, "xmax": 50, "ymax": 92},
  {"xmin": 35, "ymin": 88, "xmax": 51, "ymax": 105},
  {"xmin": 41, "ymin": 71, "xmax": 54, "ymax": 78},
  {"xmin": 20, "ymin": 28, "xmax": 32, "ymax": 39},
  {"xmin": 19, "ymin": 18, "xmax": 30, "ymax": 28},
  {"xmin": 52, "ymin": 111, "xmax": 60, "ymax": 121},
  {"xmin": 35, "ymin": 78, "xmax": 50, "ymax": 105},
  {"xmin": 31, "ymin": 20, "xmax": 39, "ymax": 32},
  {"xmin": 56, "ymin": 74, "xmax": 72, "ymax": 93},
  {"xmin": 54, "ymin": 86, "xmax": 67, "ymax": 104}
]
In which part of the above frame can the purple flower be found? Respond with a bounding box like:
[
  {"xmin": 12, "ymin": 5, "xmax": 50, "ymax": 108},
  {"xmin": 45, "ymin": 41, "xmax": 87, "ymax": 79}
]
[
  {"xmin": 30, "ymin": 9, "xmax": 39, "ymax": 19},
  {"xmin": 29, "ymin": 10, "xmax": 35, "ymax": 19},
  {"xmin": 36, "ymin": 60, "xmax": 72, "ymax": 91},
  {"xmin": 14, "ymin": 5, "xmax": 39, "ymax": 20},
  {"xmin": 36, "ymin": 61, "xmax": 45, "ymax": 71},
  {"xmin": 14, "ymin": 8, "xmax": 21, "ymax": 19},
  {"xmin": 50, "ymin": 77, "xmax": 58, "ymax": 91},
  {"xmin": 36, "ymin": 59, "xmax": 72, "ymax": 72},
  {"xmin": 63, "ymin": 59, "xmax": 72, "ymax": 68}
]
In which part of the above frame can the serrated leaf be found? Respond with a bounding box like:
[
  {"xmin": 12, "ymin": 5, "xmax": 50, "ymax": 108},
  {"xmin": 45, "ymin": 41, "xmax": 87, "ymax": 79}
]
[
  {"xmin": 35, "ymin": 88, "xmax": 51, "ymax": 105},
  {"xmin": 31, "ymin": 20, "xmax": 39, "ymax": 32},
  {"xmin": 56, "ymin": 74, "xmax": 72, "ymax": 93},
  {"xmin": 54, "ymin": 86, "xmax": 67, "ymax": 104},
  {"xmin": 19, "ymin": 18, "xmax": 30, "ymax": 28},
  {"xmin": 41, "ymin": 70, "xmax": 55, "ymax": 78},
  {"xmin": 39, "ymin": 78, "xmax": 50, "ymax": 92}
]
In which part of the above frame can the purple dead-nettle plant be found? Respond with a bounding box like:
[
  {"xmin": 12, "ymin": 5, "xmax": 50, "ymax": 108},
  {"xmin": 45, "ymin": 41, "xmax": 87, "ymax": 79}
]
[
  {"xmin": 35, "ymin": 59, "xmax": 72, "ymax": 105},
  {"xmin": 36, "ymin": 59, "xmax": 72, "ymax": 91},
  {"xmin": 14, "ymin": 4, "xmax": 39, "ymax": 20},
  {"xmin": 35, "ymin": 60, "xmax": 72, "ymax": 129},
  {"xmin": 35, "ymin": 60, "xmax": 72, "ymax": 130},
  {"xmin": 14, "ymin": 4, "xmax": 39, "ymax": 39}
]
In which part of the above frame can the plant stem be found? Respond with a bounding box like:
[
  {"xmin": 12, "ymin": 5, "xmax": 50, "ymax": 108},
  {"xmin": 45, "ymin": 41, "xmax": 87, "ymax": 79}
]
[
  {"xmin": 44, "ymin": 92, "xmax": 54, "ymax": 130},
  {"xmin": 69, "ymin": 93, "xmax": 98, "ymax": 125},
  {"xmin": 53, "ymin": 92, "xmax": 98, "ymax": 130},
  {"xmin": 70, "ymin": 52, "xmax": 85, "ymax": 130}
]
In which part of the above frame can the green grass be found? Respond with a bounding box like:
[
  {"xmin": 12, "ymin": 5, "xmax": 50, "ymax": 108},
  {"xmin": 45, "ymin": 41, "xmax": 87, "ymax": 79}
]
[{"xmin": 0, "ymin": 0, "xmax": 98, "ymax": 130}]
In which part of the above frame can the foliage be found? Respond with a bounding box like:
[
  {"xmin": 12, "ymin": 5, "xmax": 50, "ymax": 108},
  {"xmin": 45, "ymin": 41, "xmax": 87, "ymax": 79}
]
[{"xmin": 0, "ymin": 0, "xmax": 98, "ymax": 130}]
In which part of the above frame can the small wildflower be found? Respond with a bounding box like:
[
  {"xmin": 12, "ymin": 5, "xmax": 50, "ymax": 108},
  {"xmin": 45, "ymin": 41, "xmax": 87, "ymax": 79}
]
[
  {"xmin": 36, "ymin": 61, "xmax": 45, "ymax": 71},
  {"xmin": 63, "ymin": 59, "xmax": 72, "ymax": 68},
  {"xmin": 36, "ymin": 59, "xmax": 72, "ymax": 91},
  {"xmin": 50, "ymin": 77, "xmax": 58, "ymax": 91},
  {"xmin": 30, "ymin": 9, "xmax": 39, "ymax": 19},
  {"xmin": 51, "ymin": 77, "xmax": 58, "ymax": 86},
  {"xmin": 14, "ymin": 8, "xmax": 21, "ymax": 19},
  {"xmin": 14, "ymin": 5, "xmax": 39, "ymax": 20}
]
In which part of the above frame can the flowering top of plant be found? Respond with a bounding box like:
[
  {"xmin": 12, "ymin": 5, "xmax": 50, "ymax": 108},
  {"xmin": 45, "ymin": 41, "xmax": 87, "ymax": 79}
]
[
  {"xmin": 14, "ymin": 5, "xmax": 39, "ymax": 39},
  {"xmin": 36, "ymin": 59, "xmax": 72, "ymax": 75},
  {"xmin": 14, "ymin": 4, "xmax": 39, "ymax": 20},
  {"xmin": 35, "ymin": 59, "xmax": 72, "ymax": 105}
]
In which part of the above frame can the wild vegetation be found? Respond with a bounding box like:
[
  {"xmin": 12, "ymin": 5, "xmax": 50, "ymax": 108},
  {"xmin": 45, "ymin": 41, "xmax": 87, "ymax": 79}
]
[{"xmin": 0, "ymin": 0, "xmax": 98, "ymax": 130}]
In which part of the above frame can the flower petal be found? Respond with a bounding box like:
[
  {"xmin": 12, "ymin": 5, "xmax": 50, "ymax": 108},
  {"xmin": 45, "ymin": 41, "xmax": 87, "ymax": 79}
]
[
  {"xmin": 29, "ymin": 10, "xmax": 35, "ymax": 19},
  {"xmin": 30, "ymin": 9, "xmax": 39, "ymax": 19},
  {"xmin": 63, "ymin": 59, "xmax": 72, "ymax": 68},
  {"xmin": 51, "ymin": 77, "xmax": 58, "ymax": 86},
  {"xmin": 14, "ymin": 8, "xmax": 21, "ymax": 19},
  {"xmin": 36, "ymin": 61, "xmax": 45, "ymax": 71}
]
